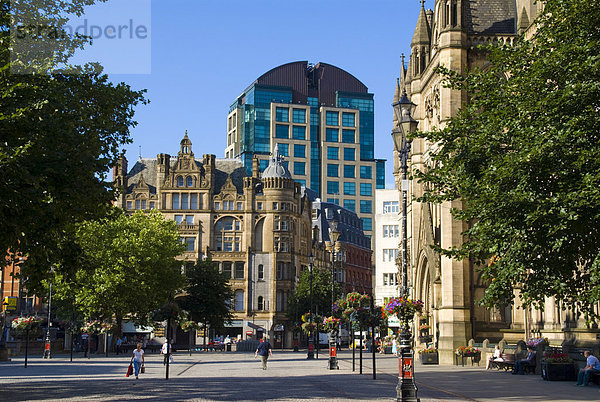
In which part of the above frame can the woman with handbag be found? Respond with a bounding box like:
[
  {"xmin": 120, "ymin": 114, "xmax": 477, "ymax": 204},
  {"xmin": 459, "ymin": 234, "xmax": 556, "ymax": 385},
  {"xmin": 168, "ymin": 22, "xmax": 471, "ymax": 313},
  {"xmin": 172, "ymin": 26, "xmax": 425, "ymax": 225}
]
[{"xmin": 130, "ymin": 343, "xmax": 145, "ymax": 379}]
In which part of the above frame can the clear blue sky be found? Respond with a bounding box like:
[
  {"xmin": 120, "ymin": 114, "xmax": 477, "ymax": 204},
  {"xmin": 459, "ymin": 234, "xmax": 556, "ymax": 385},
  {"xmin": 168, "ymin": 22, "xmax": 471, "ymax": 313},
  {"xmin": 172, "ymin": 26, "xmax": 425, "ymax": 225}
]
[{"xmin": 79, "ymin": 0, "xmax": 424, "ymax": 189}]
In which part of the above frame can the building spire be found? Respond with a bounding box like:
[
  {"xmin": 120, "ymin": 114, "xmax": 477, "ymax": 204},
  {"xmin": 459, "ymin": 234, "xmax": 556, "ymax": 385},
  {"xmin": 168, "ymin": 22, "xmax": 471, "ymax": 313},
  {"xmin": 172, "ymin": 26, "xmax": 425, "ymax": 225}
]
[{"xmin": 411, "ymin": 0, "xmax": 431, "ymax": 47}]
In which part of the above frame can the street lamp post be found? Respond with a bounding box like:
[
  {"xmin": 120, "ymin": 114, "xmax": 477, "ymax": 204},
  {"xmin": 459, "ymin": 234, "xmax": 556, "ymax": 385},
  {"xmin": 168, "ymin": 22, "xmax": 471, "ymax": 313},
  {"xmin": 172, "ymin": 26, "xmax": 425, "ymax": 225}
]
[
  {"xmin": 307, "ymin": 253, "xmax": 315, "ymax": 360},
  {"xmin": 43, "ymin": 278, "xmax": 53, "ymax": 359},
  {"xmin": 392, "ymin": 91, "xmax": 419, "ymax": 402},
  {"xmin": 326, "ymin": 218, "xmax": 341, "ymax": 370}
]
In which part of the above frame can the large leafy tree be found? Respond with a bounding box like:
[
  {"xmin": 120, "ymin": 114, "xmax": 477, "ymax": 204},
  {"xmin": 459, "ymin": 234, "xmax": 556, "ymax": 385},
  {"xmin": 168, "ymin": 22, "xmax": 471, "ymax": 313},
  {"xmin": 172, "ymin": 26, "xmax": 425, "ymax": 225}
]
[
  {"xmin": 0, "ymin": 0, "xmax": 146, "ymax": 292},
  {"xmin": 288, "ymin": 266, "xmax": 343, "ymax": 322},
  {"xmin": 413, "ymin": 0, "xmax": 600, "ymax": 317},
  {"xmin": 53, "ymin": 210, "xmax": 186, "ymax": 332},
  {"xmin": 178, "ymin": 258, "xmax": 233, "ymax": 335}
]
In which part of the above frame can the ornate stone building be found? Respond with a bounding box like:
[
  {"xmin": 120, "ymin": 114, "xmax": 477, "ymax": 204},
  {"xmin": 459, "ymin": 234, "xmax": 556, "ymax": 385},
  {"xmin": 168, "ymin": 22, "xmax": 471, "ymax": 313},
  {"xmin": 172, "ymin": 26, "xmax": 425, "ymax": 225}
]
[
  {"xmin": 390, "ymin": 1, "xmax": 597, "ymax": 364},
  {"xmin": 114, "ymin": 134, "xmax": 313, "ymax": 347}
]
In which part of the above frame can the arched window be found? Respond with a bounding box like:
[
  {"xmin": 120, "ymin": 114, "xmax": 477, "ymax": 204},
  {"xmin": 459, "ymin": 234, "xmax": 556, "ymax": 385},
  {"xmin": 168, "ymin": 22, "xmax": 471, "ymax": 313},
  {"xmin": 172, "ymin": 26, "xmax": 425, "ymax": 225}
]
[
  {"xmin": 257, "ymin": 296, "xmax": 264, "ymax": 311},
  {"xmin": 215, "ymin": 217, "xmax": 242, "ymax": 252},
  {"xmin": 177, "ymin": 176, "xmax": 184, "ymax": 187},
  {"xmin": 186, "ymin": 176, "xmax": 193, "ymax": 187},
  {"xmin": 257, "ymin": 264, "xmax": 264, "ymax": 280},
  {"xmin": 234, "ymin": 290, "xmax": 244, "ymax": 311}
]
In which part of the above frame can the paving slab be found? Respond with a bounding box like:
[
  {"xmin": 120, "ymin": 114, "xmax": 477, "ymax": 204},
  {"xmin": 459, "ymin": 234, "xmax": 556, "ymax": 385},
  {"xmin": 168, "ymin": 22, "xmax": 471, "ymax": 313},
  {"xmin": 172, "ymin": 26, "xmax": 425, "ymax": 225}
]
[{"xmin": 0, "ymin": 350, "xmax": 598, "ymax": 401}]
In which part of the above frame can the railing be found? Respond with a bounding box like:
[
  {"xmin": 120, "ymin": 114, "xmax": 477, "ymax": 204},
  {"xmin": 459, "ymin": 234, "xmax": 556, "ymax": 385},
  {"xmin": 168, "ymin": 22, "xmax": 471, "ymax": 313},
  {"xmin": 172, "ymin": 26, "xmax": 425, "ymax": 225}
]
[{"xmin": 468, "ymin": 35, "xmax": 517, "ymax": 48}]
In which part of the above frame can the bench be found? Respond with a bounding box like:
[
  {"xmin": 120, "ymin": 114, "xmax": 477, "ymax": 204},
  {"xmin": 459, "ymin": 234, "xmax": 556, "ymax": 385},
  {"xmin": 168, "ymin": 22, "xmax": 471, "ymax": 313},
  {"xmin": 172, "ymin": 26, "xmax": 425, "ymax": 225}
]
[{"xmin": 492, "ymin": 353, "xmax": 515, "ymax": 371}]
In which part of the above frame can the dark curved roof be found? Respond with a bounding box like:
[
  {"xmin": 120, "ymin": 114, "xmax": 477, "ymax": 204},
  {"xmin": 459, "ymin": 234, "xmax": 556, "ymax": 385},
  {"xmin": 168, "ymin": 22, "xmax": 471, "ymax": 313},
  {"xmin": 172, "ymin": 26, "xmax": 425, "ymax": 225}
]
[
  {"xmin": 464, "ymin": 0, "xmax": 516, "ymax": 35},
  {"xmin": 252, "ymin": 61, "xmax": 369, "ymax": 106}
]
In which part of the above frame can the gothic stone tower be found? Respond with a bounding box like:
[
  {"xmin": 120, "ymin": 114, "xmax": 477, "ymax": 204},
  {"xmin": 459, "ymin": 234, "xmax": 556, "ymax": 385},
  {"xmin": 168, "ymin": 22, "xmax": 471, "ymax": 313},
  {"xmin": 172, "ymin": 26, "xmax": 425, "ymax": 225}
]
[{"xmin": 397, "ymin": 0, "xmax": 542, "ymax": 364}]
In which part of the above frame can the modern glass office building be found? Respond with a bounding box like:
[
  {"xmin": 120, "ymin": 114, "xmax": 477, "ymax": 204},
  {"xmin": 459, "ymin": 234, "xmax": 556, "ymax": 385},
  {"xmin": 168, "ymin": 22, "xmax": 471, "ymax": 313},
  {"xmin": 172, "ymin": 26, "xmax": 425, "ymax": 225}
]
[{"xmin": 226, "ymin": 61, "xmax": 385, "ymax": 238}]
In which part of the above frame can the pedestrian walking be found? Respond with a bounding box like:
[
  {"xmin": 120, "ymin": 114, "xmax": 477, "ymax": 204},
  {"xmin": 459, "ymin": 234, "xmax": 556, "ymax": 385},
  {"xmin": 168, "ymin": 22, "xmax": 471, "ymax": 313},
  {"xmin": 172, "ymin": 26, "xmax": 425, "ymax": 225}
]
[
  {"xmin": 161, "ymin": 339, "xmax": 173, "ymax": 365},
  {"xmin": 130, "ymin": 343, "xmax": 145, "ymax": 380},
  {"xmin": 254, "ymin": 337, "xmax": 273, "ymax": 370}
]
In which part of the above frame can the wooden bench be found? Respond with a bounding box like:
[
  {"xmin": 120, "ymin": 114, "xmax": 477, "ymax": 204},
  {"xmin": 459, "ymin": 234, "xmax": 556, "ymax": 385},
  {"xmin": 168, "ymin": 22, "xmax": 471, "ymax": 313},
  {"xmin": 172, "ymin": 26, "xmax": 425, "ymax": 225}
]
[{"xmin": 493, "ymin": 353, "xmax": 515, "ymax": 371}]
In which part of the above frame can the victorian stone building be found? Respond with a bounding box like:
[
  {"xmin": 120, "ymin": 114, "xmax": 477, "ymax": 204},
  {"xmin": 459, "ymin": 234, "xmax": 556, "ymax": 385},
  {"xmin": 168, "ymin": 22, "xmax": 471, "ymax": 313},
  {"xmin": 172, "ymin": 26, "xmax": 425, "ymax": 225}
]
[
  {"xmin": 390, "ymin": 1, "xmax": 595, "ymax": 364},
  {"xmin": 113, "ymin": 134, "xmax": 313, "ymax": 347}
]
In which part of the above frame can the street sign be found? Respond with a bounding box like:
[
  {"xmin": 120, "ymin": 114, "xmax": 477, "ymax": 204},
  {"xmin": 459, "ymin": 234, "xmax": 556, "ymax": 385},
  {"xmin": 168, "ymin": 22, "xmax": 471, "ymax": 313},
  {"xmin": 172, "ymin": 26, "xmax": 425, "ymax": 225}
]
[{"xmin": 2, "ymin": 297, "xmax": 17, "ymax": 312}]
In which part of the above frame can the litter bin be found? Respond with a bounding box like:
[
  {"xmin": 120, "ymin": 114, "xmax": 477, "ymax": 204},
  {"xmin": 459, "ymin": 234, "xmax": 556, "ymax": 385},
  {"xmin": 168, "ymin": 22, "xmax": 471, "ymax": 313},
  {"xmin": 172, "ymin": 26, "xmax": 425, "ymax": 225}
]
[{"xmin": 226, "ymin": 343, "xmax": 231, "ymax": 352}]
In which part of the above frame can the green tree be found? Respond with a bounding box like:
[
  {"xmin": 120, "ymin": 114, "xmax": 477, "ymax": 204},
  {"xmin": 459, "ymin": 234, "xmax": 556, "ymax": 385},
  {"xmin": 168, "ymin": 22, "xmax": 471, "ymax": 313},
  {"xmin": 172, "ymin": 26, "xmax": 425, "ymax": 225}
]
[
  {"xmin": 0, "ymin": 0, "xmax": 146, "ymax": 292},
  {"xmin": 178, "ymin": 258, "xmax": 233, "ymax": 343},
  {"xmin": 413, "ymin": 0, "xmax": 600, "ymax": 317},
  {"xmin": 53, "ymin": 210, "xmax": 185, "ymax": 333},
  {"xmin": 288, "ymin": 266, "xmax": 343, "ymax": 324}
]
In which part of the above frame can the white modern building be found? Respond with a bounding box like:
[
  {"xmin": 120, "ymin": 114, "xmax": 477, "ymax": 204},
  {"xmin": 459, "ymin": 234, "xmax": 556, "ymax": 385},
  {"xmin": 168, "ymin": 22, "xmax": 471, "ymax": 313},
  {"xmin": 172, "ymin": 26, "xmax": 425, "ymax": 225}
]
[{"xmin": 374, "ymin": 188, "xmax": 400, "ymax": 307}]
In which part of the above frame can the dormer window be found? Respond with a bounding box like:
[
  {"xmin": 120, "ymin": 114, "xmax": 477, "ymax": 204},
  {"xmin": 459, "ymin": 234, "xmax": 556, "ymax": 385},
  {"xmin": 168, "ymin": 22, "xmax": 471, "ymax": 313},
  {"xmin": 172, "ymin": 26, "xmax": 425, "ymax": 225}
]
[
  {"xmin": 186, "ymin": 176, "xmax": 193, "ymax": 187},
  {"xmin": 177, "ymin": 176, "xmax": 184, "ymax": 187}
]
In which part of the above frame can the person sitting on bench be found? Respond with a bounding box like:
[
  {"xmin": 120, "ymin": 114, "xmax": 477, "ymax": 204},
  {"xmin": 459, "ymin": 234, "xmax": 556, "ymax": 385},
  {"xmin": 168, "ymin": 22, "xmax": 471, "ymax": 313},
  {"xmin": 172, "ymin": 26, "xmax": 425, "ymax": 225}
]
[
  {"xmin": 486, "ymin": 345, "xmax": 503, "ymax": 370},
  {"xmin": 512, "ymin": 346, "xmax": 535, "ymax": 375},
  {"xmin": 576, "ymin": 350, "xmax": 600, "ymax": 386}
]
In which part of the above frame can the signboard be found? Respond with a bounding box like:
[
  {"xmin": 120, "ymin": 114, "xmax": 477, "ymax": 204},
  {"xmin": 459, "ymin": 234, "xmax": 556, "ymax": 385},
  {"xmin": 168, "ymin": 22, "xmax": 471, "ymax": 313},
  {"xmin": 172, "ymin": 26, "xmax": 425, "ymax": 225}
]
[
  {"xmin": 2, "ymin": 297, "xmax": 17, "ymax": 312},
  {"xmin": 246, "ymin": 331, "xmax": 253, "ymax": 336},
  {"xmin": 387, "ymin": 315, "xmax": 400, "ymax": 328},
  {"xmin": 400, "ymin": 356, "xmax": 414, "ymax": 379},
  {"xmin": 153, "ymin": 326, "xmax": 165, "ymax": 337}
]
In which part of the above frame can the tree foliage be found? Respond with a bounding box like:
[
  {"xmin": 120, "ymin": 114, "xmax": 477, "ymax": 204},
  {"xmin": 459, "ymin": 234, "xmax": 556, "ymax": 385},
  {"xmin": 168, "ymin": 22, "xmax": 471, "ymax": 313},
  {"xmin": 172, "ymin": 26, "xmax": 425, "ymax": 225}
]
[
  {"xmin": 288, "ymin": 266, "xmax": 343, "ymax": 323},
  {"xmin": 53, "ymin": 210, "xmax": 186, "ymax": 330},
  {"xmin": 178, "ymin": 258, "xmax": 233, "ymax": 332},
  {"xmin": 413, "ymin": 0, "xmax": 600, "ymax": 316},
  {"xmin": 0, "ymin": 0, "xmax": 146, "ymax": 292}
]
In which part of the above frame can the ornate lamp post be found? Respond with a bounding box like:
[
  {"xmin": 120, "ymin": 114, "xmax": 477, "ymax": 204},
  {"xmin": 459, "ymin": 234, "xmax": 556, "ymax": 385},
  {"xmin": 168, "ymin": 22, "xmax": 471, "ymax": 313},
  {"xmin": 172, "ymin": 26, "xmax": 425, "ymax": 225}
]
[
  {"xmin": 307, "ymin": 253, "xmax": 315, "ymax": 360},
  {"xmin": 326, "ymin": 218, "xmax": 341, "ymax": 370},
  {"xmin": 391, "ymin": 91, "xmax": 419, "ymax": 402}
]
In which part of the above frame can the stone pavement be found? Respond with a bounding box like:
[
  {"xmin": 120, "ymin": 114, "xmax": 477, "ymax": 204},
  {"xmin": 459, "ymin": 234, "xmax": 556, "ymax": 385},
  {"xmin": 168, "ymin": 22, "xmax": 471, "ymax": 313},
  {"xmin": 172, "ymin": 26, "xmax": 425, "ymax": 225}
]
[{"xmin": 0, "ymin": 350, "xmax": 598, "ymax": 401}]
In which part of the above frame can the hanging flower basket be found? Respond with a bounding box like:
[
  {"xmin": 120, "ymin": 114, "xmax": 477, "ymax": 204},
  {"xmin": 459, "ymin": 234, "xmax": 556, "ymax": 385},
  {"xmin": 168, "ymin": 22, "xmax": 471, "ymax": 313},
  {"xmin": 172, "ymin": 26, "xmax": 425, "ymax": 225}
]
[
  {"xmin": 382, "ymin": 297, "xmax": 423, "ymax": 320},
  {"xmin": 11, "ymin": 316, "xmax": 43, "ymax": 336},
  {"xmin": 322, "ymin": 317, "xmax": 341, "ymax": 333},
  {"xmin": 180, "ymin": 320, "xmax": 200, "ymax": 332},
  {"xmin": 301, "ymin": 322, "xmax": 317, "ymax": 335}
]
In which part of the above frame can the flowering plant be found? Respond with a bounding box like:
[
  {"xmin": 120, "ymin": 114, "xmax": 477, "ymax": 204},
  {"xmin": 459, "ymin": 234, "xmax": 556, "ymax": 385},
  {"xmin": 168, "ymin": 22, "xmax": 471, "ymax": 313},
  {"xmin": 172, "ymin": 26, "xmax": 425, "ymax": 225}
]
[
  {"xmin": 11, "ymin": 316, "xmax": 43, "ymax": 332},
  {"xmin": 418, "ymin": 324, "xmax": 430, "ymax": 331},
  {"xmin": 543, "ymin": 351, "xmax": 573, "ymax": 364},
  {"xmin": 526, "ymin": 337, "xmax": 547, "ymax": 348},
  {"xmin": 456, "ymin": 346, "xmax": 480, "ymax": 356},
  {"xmin": 301, "ymin": 322, "xmax": 317, "ymax": 334},
  {"xmin": 180, "ymin": 320, "xmax": 200, "ymax": 332},
  {"xmin": 382, "ymin": 297, "xmax": 423, "ymax": 319},
  {"xmin": 322, "ymin": 316, "xmax": 341, "ymax": 332},
  {"xmin": 418, "ymin": 347, "xmax": 438, "ymax": 354},
  {"xmin": 383, "ymin": 335, "xmax": 395, "ymax": 346}
]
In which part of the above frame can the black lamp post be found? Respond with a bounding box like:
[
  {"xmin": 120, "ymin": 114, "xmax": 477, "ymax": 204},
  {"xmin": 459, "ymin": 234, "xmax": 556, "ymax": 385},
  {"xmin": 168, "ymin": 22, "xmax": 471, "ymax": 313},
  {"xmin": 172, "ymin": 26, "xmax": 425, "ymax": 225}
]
[
  {"xmin": 326, "ymin": 218, "xmax": 341, "ymax": 370},
  {"xmin": 307, "ymin": 253, "xmax": 315, "ymax": 360},
  {"xmin": 43, "ymin": 273, "xmax": 53, "ymax": 359},
  {"xmin": 391, "ymin": 91, "xmax": 419, "ymax": 402}
]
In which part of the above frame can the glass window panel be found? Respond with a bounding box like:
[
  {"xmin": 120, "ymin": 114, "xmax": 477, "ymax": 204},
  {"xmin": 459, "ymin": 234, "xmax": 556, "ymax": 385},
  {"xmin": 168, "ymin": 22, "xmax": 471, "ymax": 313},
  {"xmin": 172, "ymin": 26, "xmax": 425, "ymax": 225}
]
[
  {"xmin": 292, "ymin": 108, "xmax": 306, "ymax": 123},
  {"xmin": 172, "ymin": 194, "xmax": 180, "ymax": 209},
  {"xmin": 342, "ymin": 112, "xmax": 355, "ymax": 127},
  {"xmin": 362, "ymin": 217, "xmax": 372, "ymax": 231},
  {"xmin": 360, "ymin": 200, "xmax": 372, "ymax": 213},
  {"xmin": 360, "ymin": 183, "xmax": 372, "ymax": 196},
  {"xmin": 342, "ymin": 129, "xmax": 355, "ymax": 143},
  {"xmin": 181, "ymin": 194, "xmax": 189, "ymax": 210},
  {"xmin": 277, "ymin": 143, "xmax": 289, "ymax": 156},
  {"xmin": 327, "ymin": 147, "xmax": 339, "ymax": 160},
  {"xmin": 343, "ymin": 182, "xmax": 355, "ymax": 195},
  {"xmin": 327, "ymin": 164, "xmax": 338, "ymax": 177},
  {"xmin": 275, "ymin": 107, "xmax": 289, "ymax": 122},
  {"xmin": 185, "ymin": 215, "xmax": 194, "ymax": 224},
  {"xmin": 190, "ymin": 194, "xmax": 198, "ymax": 209},
  {"xmin": 326, "ymin": 128, "xmax": 339, "ymax": 142},
  {"xmin": 327, "ymin": 181, "xmax": 339, "ymax": 194},
  {"xmin": 275, "ymin": 124, "xmax": 289, "ymax": 139},
  {"xmin": 174, "ymin": 215, "xmax": 183, "ymax": 224},
  {"xmin": 343, "ymin": 199, "xmax": 355, "ymax": 212},
  {"xmin": 292, "ymin": 125, "xmax": 305, "ymax": 140},
  {"xmin": 293, "ymin": 144, "xmax": 305, "ymax": 158},
  {"xmin": 326, "ymin": 111, "xmax": 339, "ymax": 126},
  {"xmin": 360, "ymin": 166, "xmax": 372, "ymax": 179},
  {"xmin": 293, "ymin": 161, "xmax": 305, "ymax": 175},
  {"xmin": 343, "ymin": 148, "xmax": 355, "ymax": 161},
  {"xmin": 177, "ymin": 176, "xmax": 184, "ymax": 187},
  {"xmin": 186, "ymin": 176, "xmax": 193, "ymax": 187},
  {"xmin": 344, "ymin": 165, "xmax": 355, "ymax": 178}
]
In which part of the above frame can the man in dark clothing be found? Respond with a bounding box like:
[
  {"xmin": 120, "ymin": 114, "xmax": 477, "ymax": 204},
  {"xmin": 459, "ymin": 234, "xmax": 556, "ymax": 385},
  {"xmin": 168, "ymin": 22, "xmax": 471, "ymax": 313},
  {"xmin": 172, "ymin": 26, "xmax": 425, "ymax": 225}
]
[
  {"xmin": 254, "ymin": 338, "xmax": 273, "ymax": 370},
  {"xmin": 512, "ymin": 346, "xmax": 535, "ymax": 375}
]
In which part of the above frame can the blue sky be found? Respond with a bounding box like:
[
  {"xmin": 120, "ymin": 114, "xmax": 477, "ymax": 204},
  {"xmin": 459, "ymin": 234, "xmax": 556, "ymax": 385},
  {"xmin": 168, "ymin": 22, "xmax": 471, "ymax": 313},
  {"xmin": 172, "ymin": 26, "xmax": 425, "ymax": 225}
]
[{"xmin": 73, "ymin": 0, "xmax": 424, "ymax": 189}]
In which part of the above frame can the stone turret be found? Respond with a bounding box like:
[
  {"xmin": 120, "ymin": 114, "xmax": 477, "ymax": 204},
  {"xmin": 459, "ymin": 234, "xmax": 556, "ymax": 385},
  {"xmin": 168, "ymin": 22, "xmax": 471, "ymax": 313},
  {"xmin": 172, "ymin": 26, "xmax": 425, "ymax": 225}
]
[
  {"xmin": 411, "ymin": 0, "xmax": 431, "ymax": 76},
  {"xmin": 113, "ymin": 153, "xmax": 128, "ymax": 208}
]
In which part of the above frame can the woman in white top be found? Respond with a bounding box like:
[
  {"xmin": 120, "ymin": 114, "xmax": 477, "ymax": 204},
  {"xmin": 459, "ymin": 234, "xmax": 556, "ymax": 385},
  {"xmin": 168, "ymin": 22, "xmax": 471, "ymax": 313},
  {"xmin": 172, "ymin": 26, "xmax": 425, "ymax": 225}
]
[
  {"xmin": 130, "ymin": 343, "xmax": 145, "ymax": 379},
  {"xmin": 486, "ymin": 345, "xmax": 502, "ymax": 369}
]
